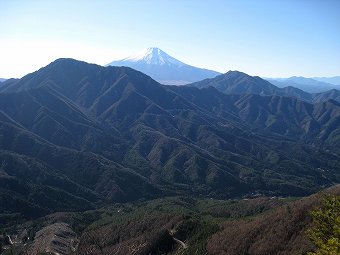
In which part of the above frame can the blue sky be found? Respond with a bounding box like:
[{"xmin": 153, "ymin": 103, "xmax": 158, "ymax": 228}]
[{"xmin": 0, "ymin": 0, "xmax": 339, "ymax": 78}]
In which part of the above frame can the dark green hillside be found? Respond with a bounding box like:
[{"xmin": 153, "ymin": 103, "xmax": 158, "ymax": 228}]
[
  {"xmin": 0, "ymin": 120, "xmax": 160, "ymax": 225},
  {"xmin": 170, "ymin": 85, "xmax": 340, "ymax": 151},
  {"xmin": 0, "ymin": 58, "xmax": 339, "ymax": 221}
]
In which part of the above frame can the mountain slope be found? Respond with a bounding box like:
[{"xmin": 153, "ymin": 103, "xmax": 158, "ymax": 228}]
[
  {"xmin": 192, "ymin": 71, "xmax": 279, "ymax": 94},
  {"xmin": 170, "ymin": 85, "xmax": 340, "ymax": 153},
  {"xmin": 106, "ymin": 47, "xmax": 221, "ymax": 85},
  {"xmin": 313, "ymin": 89, "xmax": 340, "ymax": 104},
  {"xmin": 190, "ymin": 71, "xmax": 313, "ymax": 101},
  {"xmin": 0, "ymin": 116, "xmax": 158, "ymax": 201},
  {"xmin": 207, "ymin": 185, "xmax": 340, "ymax": 255},
  {"xmin": 1, "ymin": 58, "xmax": 339, "ymax": 221},
  {"xmin": 190, "ymin": 71, "xmax": 340, "ymax": 104}
]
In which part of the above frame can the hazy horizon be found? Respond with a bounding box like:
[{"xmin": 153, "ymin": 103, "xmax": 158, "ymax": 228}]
[{"xmin": 1, "ymin": 0, "xmax": 339, "ymax": 78}]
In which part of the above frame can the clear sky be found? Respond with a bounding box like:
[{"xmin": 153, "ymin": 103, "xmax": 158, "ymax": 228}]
[{"xmin": 1, "ymin": 0, "xmax": 339, "ymax": 78}]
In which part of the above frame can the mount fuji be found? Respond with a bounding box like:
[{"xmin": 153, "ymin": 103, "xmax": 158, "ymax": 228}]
[{"xmin": 106, "ymin": 47, "xmax": 221, "ymax": 85}]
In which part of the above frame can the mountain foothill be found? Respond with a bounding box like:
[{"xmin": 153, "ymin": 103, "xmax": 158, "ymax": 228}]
[{"xmin": 0, "ymin": 56, "xmax": 339, "ymax": 224}]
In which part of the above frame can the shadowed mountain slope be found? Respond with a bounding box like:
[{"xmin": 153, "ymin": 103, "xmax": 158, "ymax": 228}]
[
  {"xmin": 190, "ymin": 71, "xmax": 340, "ymax": 104},
  {"xmin": 1, "ymin": 59, "xmax": 339, "ymax": 221}
]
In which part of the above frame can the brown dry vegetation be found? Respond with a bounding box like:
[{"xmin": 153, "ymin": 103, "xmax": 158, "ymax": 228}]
[
  {"xmin": 2, "ymin": 187, "xmax": 339, "ymax": 255},
  {"xmin": 207, "ymin": 185, "xmax": 340, "ymax": 255},
  {"xmin": 76, "ymin": 214, "xmax": 183, "ymax": 255}
]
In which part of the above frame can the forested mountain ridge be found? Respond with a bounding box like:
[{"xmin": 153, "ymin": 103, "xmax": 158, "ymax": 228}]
[
  {"xmin": 0, "ymin": 58, "xmax": 339, "ymax": 223},
  {"xmin": 190, "ymin": 71, "xmax": 340, "ymax": 103}
]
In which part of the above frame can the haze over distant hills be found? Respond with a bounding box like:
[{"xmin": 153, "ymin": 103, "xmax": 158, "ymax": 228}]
[
  {"xmin": 312, "ymin": 76, "xmax": 340, "ymax": 85},
  {"xmin": 106, "ymin": 47, "xmax": 340, "ymax": 94},
  {"xmin": 190, "ymin": 71, "xmax": 340, "ymax": 103},
  {"xmin": 106, "ymin": 47, "xmax": 221, "ymax": 85},
  {"xmin": 266, "ymin": 76, "xmax": 340, "ymax": 93}
]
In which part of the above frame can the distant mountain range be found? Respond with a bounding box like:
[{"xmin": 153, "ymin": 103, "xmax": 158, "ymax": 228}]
[
  {"xmin": 266, "ymin": 76, "xmax": 340, "ymax": 93},
  {"xmin": 0, "ymin": 78, "xmax": 6, "ymax": 83},
  {"xmin": 190, "ymin": 71, "xmax": 340, "ymax": 103},
  {"xmin": 106, "ymin": 47, "xmax": 221, "ymax": 85},
  {"xmin": 0, "ymin": 58, "xmax": 339, "ymax": 222},
  {"xmin": 106, "ymin": 47, "xmax": 340, "ymax": 93},
  {"xmin": 312, "ymin": 76, "xmax": 340, "ymax": 85}
]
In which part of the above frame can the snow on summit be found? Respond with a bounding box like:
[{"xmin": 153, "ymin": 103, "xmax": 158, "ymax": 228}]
[
  {"xmin": 111, "ymin": 47, "xmax": 185, "ymax": 66},
  {"xmin": 106, "ymin": 47, "xmax": 220, "ymax": 85}
]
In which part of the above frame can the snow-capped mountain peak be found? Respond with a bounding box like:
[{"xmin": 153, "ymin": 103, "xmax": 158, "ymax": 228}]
[
  {"xmin": 106, "ymin": 47, "xmax": 221, "ymax": 85},
  {"xmin": 117, "ymin": 47, "xmax": 185, "ymax": 67}
]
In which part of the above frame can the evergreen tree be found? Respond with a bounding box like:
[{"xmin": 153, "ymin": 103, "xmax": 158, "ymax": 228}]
[{"xmin": 307, "ymin": 195, "xmax": 340, "ymax": 255}]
